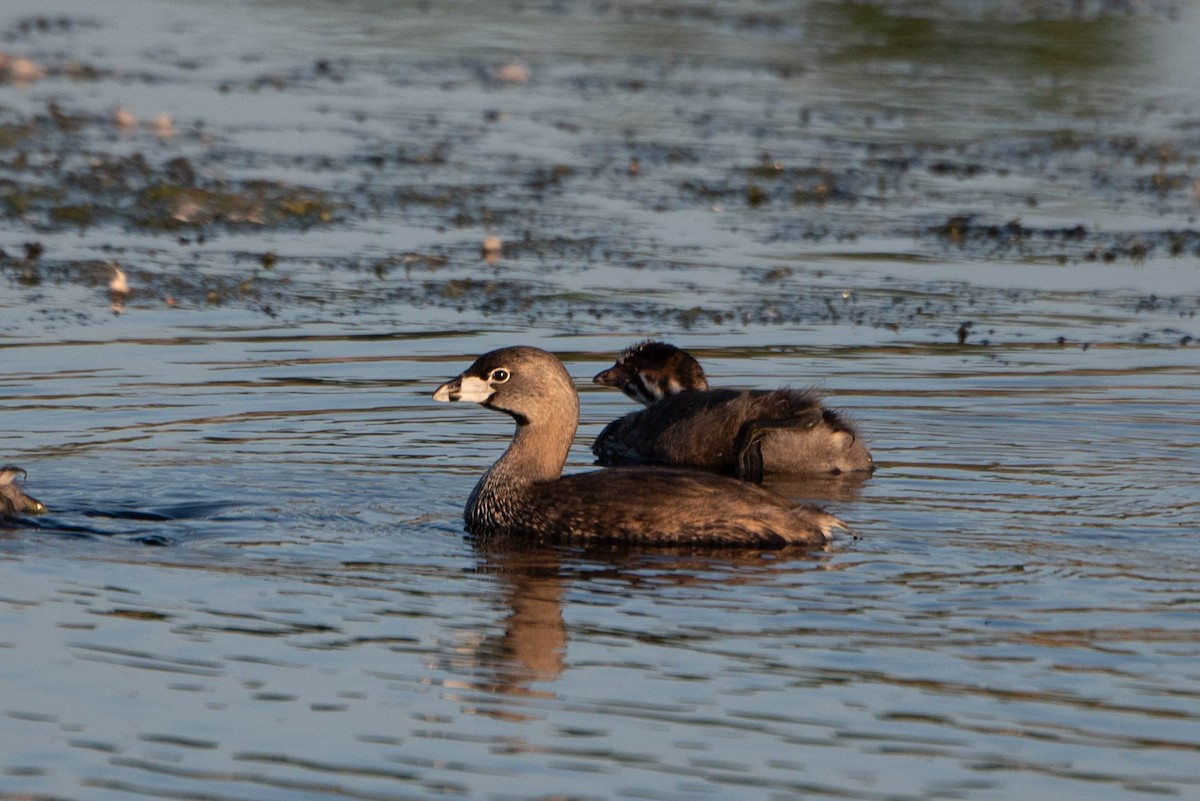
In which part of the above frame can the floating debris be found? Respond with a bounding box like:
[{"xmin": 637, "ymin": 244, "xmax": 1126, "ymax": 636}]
[
  {"xmin": 0, "ymin": 53, "xmax": 45, "ymax": 84},
  {"xmin": 113, "ymin": 105, "xmax": 138, "ymax": 131},
  {"xmin": 113, "ymin": 108, "xmax": 174, "ymax": 137},
  {"xmin": 494, "ymin": 62, "xmax": 530, "ymax": 84},
  {"xmin": 109, "ymin": 262, "xmax": 129, "ymax": 314},
  {"xmin": 151, "ymin": 112, "xmax": 175, "ymax": 138},
  {"xmin": 481, "ymin": 234, "xmax": 502, "ymax": 262}
]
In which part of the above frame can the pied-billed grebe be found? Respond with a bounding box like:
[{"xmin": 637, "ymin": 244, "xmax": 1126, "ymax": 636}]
[
  {"xmin": 433, "ymin": 346, "xmax": 851, "ymax": 548},
  {"xmin": 592, "ymin": 341, "xmax": 874, "ymax": 482},
  {"xmin": 0, "ymin": 466, "xmax": 46, "ymax": 518}
]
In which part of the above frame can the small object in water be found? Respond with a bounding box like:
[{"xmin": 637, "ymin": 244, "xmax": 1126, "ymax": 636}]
[
  {"xmin": 481, "ymin": 234, "xmax": 502, "ymax": 261},
  {"xmin": 433, "ymin": 346, "xmax": 850, "ymax": 547},
  {"xmin": 0, "ymin": 466, "xmax": 47, "ymax": 517},
  {"xmin": 109, "ymin": 262, "xmax": 129, "ymax": 314},
  {"xmin": 0, "ymin": 53, "xmax": 46, "ymax": 84},
  {"xmin": 592, "ymin": 341, "xmax": 874, "ymax": 481},
  {"xmin": 151, "ymin": 112, "xmax": 175, "ymax": 138},
  {"xmin": 494, "ymin": 62, "xmax": 530, "ymax": 84},
  {"xmin": 109, "ymin": 263, "xmax": 129, "ymax": 294},
  {"xmin": 114, "ymin": 105, "xmax": 138, "ymax": 131}
]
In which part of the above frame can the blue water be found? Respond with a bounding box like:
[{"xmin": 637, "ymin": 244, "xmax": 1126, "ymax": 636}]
[{"xmin": 1, "ymin": 1, "xmax": 1198, "ymax": 799}]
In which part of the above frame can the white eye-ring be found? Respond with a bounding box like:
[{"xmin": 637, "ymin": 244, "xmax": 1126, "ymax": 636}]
[{"xmin": 490, "ymin": 368, "xmax": 510, "ymax": 383}]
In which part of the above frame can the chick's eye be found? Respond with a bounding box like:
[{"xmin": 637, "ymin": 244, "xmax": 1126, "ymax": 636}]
[{"xmin": 490, "ymin": 368, "xmax": 510, "ymax": 383}]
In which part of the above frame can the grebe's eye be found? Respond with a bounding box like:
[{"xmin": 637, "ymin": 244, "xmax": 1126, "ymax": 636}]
[{"xmin": 490, "ymin": 368, "xmax": 510, "ymax": 383}]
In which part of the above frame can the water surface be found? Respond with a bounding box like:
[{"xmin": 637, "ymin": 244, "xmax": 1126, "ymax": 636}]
[{"xmin": 1, "ymin": 1, "xmax": 1198, "ymax": 799}]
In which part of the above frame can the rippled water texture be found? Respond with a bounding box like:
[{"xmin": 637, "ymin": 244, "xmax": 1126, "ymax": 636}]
[{"xmin": 1, "ymin": 1, "xmax": 1198, "ymax": 799}]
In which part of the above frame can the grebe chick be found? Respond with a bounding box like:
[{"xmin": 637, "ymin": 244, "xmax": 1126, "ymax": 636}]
[
  {"xmin": 0, "ymin": 466, "xmax": 47, "ymax": 518},
  {"xmin": 433, "ymin": 346, "xmax": 851, "ymax": 548},
  {"xmin": 592, "ymin": 341, "xmax": 873, "ymax": 482},
  {"xmin": 593, "ymin": 340, "xmax": 710, "ymax": 404}
]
